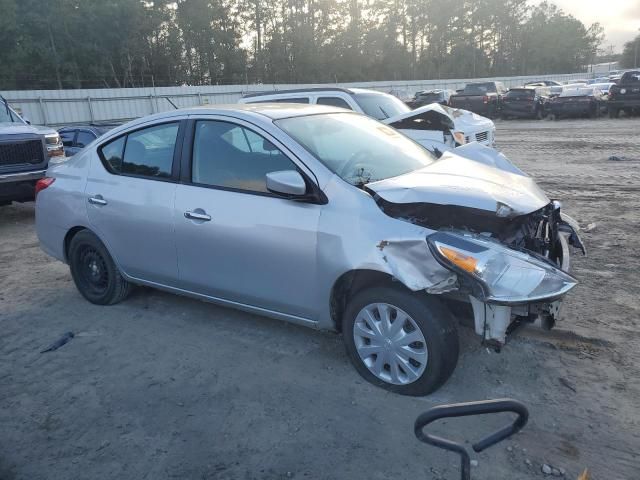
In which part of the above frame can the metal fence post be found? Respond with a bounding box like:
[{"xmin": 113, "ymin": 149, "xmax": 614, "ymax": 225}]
[
  {"xmin": 38, "ymin": 97, "xmax": 48, "ymax": 125},
  {"xmin": 149, "ymin": 94, "xmax": 155, "ymax": 114},
  {"xmin": 197, "ymin": 92, "xmax": 203, "ymax": 105},
  {"xmin": 87, "ymin": 96, "xmax": 94, "ymax": 123}
]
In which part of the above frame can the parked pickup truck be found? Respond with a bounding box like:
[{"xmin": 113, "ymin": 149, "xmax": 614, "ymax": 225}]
[
  {"xmin": 608, "ymin": 70, "xmax": 640, "ymax": 118},
  {"xmin": 1, "ymin": 96, "xmax": 64, "ymax": 205},
  {"xmin": 449, "ymin": 82, "xmax": 508, "ymax": 118}
]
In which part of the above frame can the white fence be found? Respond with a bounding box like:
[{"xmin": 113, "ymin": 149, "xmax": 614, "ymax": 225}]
[{"xmin": 3, "ymin": 72, "xmax": 593, "ymax": 126}]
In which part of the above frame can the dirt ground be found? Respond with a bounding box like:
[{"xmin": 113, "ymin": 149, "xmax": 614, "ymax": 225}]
[{"xmin": 1, "ymin": 117, "xmax": 639, "ymax": 480}]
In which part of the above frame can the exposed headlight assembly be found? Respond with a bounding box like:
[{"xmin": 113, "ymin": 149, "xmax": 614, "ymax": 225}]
[{"xmin": 427, "ymin": 231, "xmax": 577, "ymax": 305}]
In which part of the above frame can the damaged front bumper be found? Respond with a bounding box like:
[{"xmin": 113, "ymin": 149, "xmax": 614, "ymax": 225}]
[{"xmin": 426, "ymin": 210, "xmax": 585, "ymax": 346}]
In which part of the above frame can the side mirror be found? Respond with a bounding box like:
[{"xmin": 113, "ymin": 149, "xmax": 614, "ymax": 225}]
[
  {"xmin": 23, "ymin": 117, "xmax": 31, "ymax": 125},
  {"xmin": 266, "ymin": 170, "xmax": 307, "ymax": 196}
]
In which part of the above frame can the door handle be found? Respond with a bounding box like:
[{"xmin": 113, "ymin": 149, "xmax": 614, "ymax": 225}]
[
  {"xmin": 88, "ymin": 195, "xmax": 107, "ymax": 206},
  {"xmin": 184, "ymin": 210, "xmax": 211, "ymax": 221}
]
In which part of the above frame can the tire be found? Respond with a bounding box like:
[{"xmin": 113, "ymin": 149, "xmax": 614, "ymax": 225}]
[
  {"xmin": 342, "ymin": 285, "xmax": 459, "ymax": 396},
  {"xmin": 68, "ymin": 230, "xmax": 132, "ymax": 305},
  {"xmin": 535, "ymin": 108, "xmax": 544, "ymax": 120},
  {"xmin": 609, "ymin": 108, "xmax": 619, "ymax": 118}
]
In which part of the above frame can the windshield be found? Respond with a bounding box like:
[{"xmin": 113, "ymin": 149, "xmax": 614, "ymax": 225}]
[
  {"xmin": 417, "ymin": 92, "xmax": 444, "ymax": 103},
  {"xmin": 463, "ymin": 83, "xmax": 497, "ymax": 94},
  {"xmin": 276, "ymin": 113, "xmax": 435, "ymax": 187},
  {"xmin": 505, "ymin": 89, "xmax": 535, "ymax": 99},
  {"xmin": 353, "ymin": 93, "xmax": 410, "ymax": 120},
  {"xmin": 560, "ymin": 87, "xmax": 597, "ymax": 97}
]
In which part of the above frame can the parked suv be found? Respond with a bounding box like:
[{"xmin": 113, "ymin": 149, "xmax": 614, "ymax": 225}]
[
  {"xmin": 0, "ymin": 96, "xmax": 64, "ymax": 205},
  {"xmin": 240, "ymin": 87, "xmax": 496, "ymax": 149},
  {"xmin": 500, "ymin": 87, "xmax": 550, "ymax": 119},
  {"xmin": 36, "ymin": 105, "xmax": 583, "ymax": 396}
]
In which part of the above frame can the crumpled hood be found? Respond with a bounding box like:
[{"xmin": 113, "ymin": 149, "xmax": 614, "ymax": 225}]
[
  {"xmin": 440, "ymin": 105, "xmax": 495, "ymax": 131},
  {"xmin": 381, "ymin": 103, "xmax": 450, "ymax": 125},
  {"xmin": 382, "ymin": 103, "xmax": 494, "ymax": 135},
  {"xmin": 367, "ymin": 152, "xmax": 550, "ymax": 217},
  {"xmin": 0, "ymin": 122, "xmax": 56, "ymax": 136}
]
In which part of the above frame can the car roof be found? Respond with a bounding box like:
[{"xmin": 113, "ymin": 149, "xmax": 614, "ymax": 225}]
[{"xmin": 242, "ymin": 86, "xmax": 387, "ymax": 99}]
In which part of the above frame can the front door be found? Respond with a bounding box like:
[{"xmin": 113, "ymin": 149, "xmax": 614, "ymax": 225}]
[
  {"xmin": 85, "ymin": 120, "xmax": 183, "ymax": 286},
  {"xmin": 174, "ymin": 119, "xmax": 321, "ymax": 319}
]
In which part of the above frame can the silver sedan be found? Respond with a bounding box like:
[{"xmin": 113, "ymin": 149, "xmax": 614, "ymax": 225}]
[{"xmin": 35, "ymin": 104, "xmax": 582, "ymax": 395}]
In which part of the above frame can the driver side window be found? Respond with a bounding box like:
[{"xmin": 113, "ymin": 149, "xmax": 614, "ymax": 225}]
[{"xmin": 192, "ymin": 120, "xmax": 297, "ymax": 193}]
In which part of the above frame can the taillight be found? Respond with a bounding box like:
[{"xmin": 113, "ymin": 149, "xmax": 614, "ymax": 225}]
[{"xmin": 35, "ymin": 177, "xmax": 55, "ymax": 197}]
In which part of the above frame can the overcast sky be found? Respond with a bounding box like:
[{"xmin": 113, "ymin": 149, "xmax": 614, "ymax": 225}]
[{"xmin": 548, "ymin": 0, "xmax": 640, "ymax": 52}]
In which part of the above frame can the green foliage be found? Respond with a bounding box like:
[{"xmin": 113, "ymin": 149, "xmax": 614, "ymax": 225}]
[
  {"xmin": 0, "ymin": 0, "xmax": 606, "ymax": 90},
  {"xmin": 620, "ymin": 34, "xmax": 640, "ymax": 69}
]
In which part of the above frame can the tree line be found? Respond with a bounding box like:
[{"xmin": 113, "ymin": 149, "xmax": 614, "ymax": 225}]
[{"xmin": 0, "ymin": 0, "xmax": 605, "ymax": 90}]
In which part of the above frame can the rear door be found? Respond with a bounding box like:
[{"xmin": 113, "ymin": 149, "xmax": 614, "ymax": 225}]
[
  {"xmin": 85, "ymin": 119, "xmax": 185, "ymax": 285},
  {"xmin": 173, "ymin": 117, "xmax": 322, "ymax": 319}
]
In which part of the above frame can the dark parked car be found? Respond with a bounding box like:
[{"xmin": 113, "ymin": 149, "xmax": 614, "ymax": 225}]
[
  {"xmin": 449, "ymin": 82, "xmax": 508, "ymax": 118},
  {"xmin": 500, "ymin": 87, "xmax": 550, "ymax": 119},
  {"xmin": 548, "ymin": 87, "xmax": 606, "ymax": 119},
  {"xmin": 58, "ymin": 124, "xmax": 119, "ymax": 156},
  {"xmin": 608, "ymin": 70, "xmax": 640, "ymax": 118},
  {"xmin": 409, "ymin": 89, "xmax": 456, "ymax": 108}
]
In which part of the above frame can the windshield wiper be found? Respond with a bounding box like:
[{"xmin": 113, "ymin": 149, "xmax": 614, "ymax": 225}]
[
  {"xmin": 0, "ymin": 94, "xmax": 10, "ymax": 119},
  {"xmin": 378, "ymin": 106, "xmax": 389, "ymax": 119}
]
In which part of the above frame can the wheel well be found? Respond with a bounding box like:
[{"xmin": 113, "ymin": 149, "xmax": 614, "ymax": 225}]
[
  {"xmin": 63, "ymin": 226, "xmax": 87, "ymax": 262},
  {"xmin": 330, "ymin": 270, "xmax": 399, "ymax": 332}
]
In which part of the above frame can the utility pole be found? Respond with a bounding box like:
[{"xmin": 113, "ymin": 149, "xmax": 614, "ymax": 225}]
[{"xmin": 635, "ymin": 29, "xmax": 639, "ymax": 68}]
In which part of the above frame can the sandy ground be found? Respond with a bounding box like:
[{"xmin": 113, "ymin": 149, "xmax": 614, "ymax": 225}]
[{"xmin": 1, "ymin": 117, "xmax": 639, "ymax": 480}]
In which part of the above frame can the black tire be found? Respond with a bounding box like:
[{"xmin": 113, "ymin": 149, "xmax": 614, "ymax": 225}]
[
  {"xmin": 535, "ymin": 108, "xmax": 545, "ymax": 120},
  {"xmin": 68, "ymin": 230, "xmax": 132, "ymax": 305},
  {"xmin": 342, "ymin": 285, "xmax": 459, "ymax": 396}
]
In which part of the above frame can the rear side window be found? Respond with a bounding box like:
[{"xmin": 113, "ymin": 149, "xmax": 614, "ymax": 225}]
[
  {"xmin": 98, "ymin": 122, "xmax": 179, "ymax": 179},
  {"xmin": 316, "ymin": 97, "xmax": 353, "ymax": 109},
  {"xmin": 100, "ymin": 136, "xmax": 125, "ymax": 172}
]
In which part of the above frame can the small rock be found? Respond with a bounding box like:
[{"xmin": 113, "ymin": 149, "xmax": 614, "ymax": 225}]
[
  {"xmin": 507, "ymin": 446, "xmax": 513, "ymax": 452},
  {"xmin": 542, "ymin": 464, "xmax": 553, "ymax": 475},
  {"xmin": 559, "ymin": 468, "xmax": 566, "ymax": 476},
  {"xmin": 470, "ymin": 460, "xmax": 478, "ymax": 467},
  {"xmin": 552, "ymin": 468, "xmax": 562, "ymax": 476},
  {"xmin": 583, "ymin": 222, "xmax": 597, "ymax": 232},
  {"xmin": 286, "ymin": 472, "xmax": 293, "ymax": 478},
  {"xmin": 525, "ymin": 459, "xmax": 532, "ymax": 466}
]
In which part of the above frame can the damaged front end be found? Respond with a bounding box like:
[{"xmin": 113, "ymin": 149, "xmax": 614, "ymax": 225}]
[{"xmin": 367, "ymin": 149, "xmax": 586, "ymax": 347}]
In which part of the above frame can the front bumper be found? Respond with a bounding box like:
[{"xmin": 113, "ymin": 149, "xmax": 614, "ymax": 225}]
[
  {"xmin": 0, "ymin": 170, "xmax": 46, "ymax": 203},
  {"xmin": 467, "ymin": 232, "xmax": 580, "ymax": 346},
  {"xmin": 0, "ymin": 169, "xmax": 47, "ymax": 183}
]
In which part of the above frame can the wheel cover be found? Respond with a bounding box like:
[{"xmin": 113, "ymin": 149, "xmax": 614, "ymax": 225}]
[
  {"xmin": 353, "ymin": 303, "xmax": 428, "ymax": 385},
  {"xmin": 78, "ymin": 246, "xmax": 109, "ymax": 295}
]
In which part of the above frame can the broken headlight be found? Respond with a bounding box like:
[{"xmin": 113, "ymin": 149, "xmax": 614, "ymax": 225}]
[{"xmin": 427, "ymin": 231, "xmax": 577, "ymax": 305}]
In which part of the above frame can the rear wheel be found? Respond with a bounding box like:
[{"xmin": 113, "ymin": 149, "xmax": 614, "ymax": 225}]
[
  {"xmin": 68, "ymin": 230, "xmax": 132, "ymax": 305},
  {"xmin": 342, "ymin": 285, "xmax": 459, "ymax": 396}
]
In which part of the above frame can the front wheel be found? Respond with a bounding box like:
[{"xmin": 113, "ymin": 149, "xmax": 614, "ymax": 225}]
[
  {"xmin": 342, "ymin": 285, "xmax": 459, "ymax": 396},
  {"xmin": 68, "ymin": 230, "xmax": 132, "ymax": 305}
]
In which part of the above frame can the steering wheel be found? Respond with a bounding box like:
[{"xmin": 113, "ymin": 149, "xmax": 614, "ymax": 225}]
[{"xmin": 338, "ymin": 149, "xmax": 373, "ymax": 179}]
